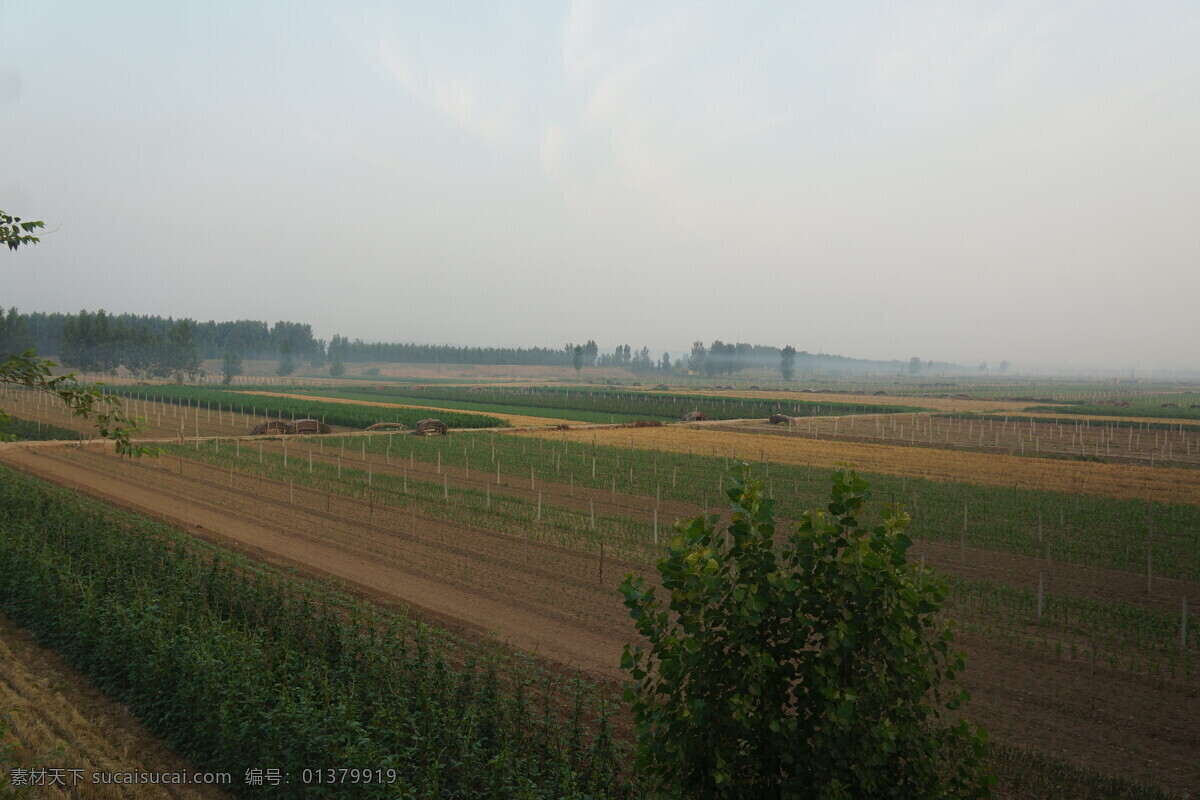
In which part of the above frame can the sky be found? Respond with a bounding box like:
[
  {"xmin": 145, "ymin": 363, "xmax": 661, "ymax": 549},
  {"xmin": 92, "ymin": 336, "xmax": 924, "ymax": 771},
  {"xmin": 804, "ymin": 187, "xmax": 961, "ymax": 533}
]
[{"xmin": 1, "ymin": 1, "xmax": 1197, "ymax": 372}]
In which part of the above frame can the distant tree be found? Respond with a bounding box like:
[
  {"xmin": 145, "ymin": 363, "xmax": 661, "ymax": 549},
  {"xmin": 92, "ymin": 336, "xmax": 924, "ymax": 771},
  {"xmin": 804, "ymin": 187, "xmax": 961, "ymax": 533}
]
[
  {"xmin": 310, "ymin": 339, "xmax": 327, "ymax": 368},
  {"xmin": 0, "ymin": 307, "xmax": 33, "ymax": 357},
  {"xmin": 688, "ymin": 341, "xmax": 707, "ymax": 374},
  {"xmin": 909, "ymin": 356, "xmax": 921, "ymax": 375},
  {"xmin": 165, "ymin": 320, "xmax": 202, "ymax": 382},
  {"xmin": 329, "ymin": 350, "xmax": 345, "ymax": 377},
  {"xmin": 277, "ymin": 339, "xmax": 295, "ymax": 377},
  {"xmin": 222, "ymin": 350, "xmax": 243, "ymax": 385},
  {"xmin": 926, "ymin": 360, "xmax": 934, "ymax": 371},
  {"xmin": 573, "ymin": 344, "xmax": 585, "ymax": 377},
  {"xmin": 780, "ymin": 345, "xmax": 796, "ymax": 381},
  {"xmin": 661, "ymin": 352, "xmax": 672, "ymax": 373},
  {"xmin": 978, "ymin": 361, "xmax": 988, "ymax": 373},
  {"xmin": 998, "ymin": 360, "xmax": 1009, "ymax": 374},
  {"xmin": 584, "ymin": 340, "xmax": 598, "ymax": 367}
]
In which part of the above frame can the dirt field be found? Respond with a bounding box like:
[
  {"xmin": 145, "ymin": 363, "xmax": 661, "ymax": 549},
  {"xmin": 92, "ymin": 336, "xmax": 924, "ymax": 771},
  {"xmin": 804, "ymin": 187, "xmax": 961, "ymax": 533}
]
[
  {"xmin": 0, "ymin": 614, "xmax": 232, "ymax": 800},
  {"xmin": 1, "ymin": 442, "xmax": 1196, "ymax": 794},
  {"xmin": 521, "ymin": 424, "xmax": 1200, "ymax": 504}
]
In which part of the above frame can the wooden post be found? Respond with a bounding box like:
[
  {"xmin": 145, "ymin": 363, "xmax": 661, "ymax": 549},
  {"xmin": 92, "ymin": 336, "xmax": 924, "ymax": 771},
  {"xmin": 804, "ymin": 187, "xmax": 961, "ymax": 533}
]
[
  {"xmin": 590, "ymin": 499, "xmax": 595, "ymax": 531},
  {"xmin": 653, "ymin": 509, "xmax": 658, "ymax": 545},
  {"xmin": 1182, "ymin": 596, "xmax": 1189, "ymax": 651},
  {"xmin": 1037, "ymin": 573, "xmax": 1044, "ymax": 619},
  {"xmin": 443, "ymin": 475, "xmax": 449, "ymax": 500},
  {"xmin": 537, "ymin": 491, "xmax": 542, "ymax": 521},
  {"xmin": 599, "ymin": 540, "xmax": 604, "ymax": 584}
]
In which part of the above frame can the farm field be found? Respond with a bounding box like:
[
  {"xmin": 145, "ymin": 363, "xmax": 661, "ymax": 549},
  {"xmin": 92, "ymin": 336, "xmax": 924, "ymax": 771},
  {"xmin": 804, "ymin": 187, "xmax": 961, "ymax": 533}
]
[
  {"xmin": 2, "ymin": 379, "xmax": 1199, "ymax": 797},
  {"xmin": 704, "ymin": 412, "xmax": 1200, "ymax": 468},
  {"xmin": 0, "ymin": 614, "xmax": 232, "ymax": 800}
]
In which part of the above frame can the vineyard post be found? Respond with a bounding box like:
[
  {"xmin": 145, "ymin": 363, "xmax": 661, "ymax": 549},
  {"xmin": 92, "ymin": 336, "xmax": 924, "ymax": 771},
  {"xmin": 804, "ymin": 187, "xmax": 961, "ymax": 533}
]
[
  {"xmin": 537, "ymin": 491, "xmax": 542, "ymax": 521},
  {"xmin": 289, "ymin": 478, "xmax": 294, "ymax": 504},
  {"xmin": 960, "ymin": 502, "xmax": 967, "ymax": 564},
  {"xmin": 258, "ymin": 443, "xmax": 263, "ymax": 464},
  {"xmin": 599, "ymin": 540, "xmax": 604, "ymax": 585},
  {"xmin": 486, "ymin": 481, "xmax": 490, "ymax": 509},
  {"xmin": 309, "ymin": 451, "xmax": 313, "ymax": 473},
  {"xmin": 443, "ymin": 475, "xmax": 448, "ymax": 500},
  {"xmin": 283, "ymin": 441, "xmax": 288, "ymax": 468},
  {"xmin": 531, "ymin": 465, "xmax": 535, "ymax": 490},
  {"xmin": 1183, "ymin": 596, "xmax": 1189, "ymax": 651},
  {"xmin": 611, "ymin": 475, "xmax": 615, "ymax": 503},
  {"xmin": 590, "ymin": 499, "xmax": 595, "ymax": 531},
  {"xmin": 653, "ymin": 508, "xmax": 658, "ymax": 545},
  {"xmin": 338, "ymin": 455, "xmax": 342, "ymax": 478},
  {"xmin": 1037, "ymin": 573, "xmax": 1044, "ymax": 619}
]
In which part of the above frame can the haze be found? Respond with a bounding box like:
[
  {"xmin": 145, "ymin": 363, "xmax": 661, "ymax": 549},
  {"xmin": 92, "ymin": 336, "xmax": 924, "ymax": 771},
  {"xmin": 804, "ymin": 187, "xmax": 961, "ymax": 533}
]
[{"xmin": 2, "ymin": 1, "xmax": 1197, "ymax": 372}]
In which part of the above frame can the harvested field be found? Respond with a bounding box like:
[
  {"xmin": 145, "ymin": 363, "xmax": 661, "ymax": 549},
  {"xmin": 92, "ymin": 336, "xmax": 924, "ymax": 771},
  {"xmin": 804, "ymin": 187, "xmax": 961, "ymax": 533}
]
[
  {"xmin": 519, "ymin": 424, "xmax": 1200, "ymax": 504},
  {"xmin": 711, "ymin": 412, "xmax": 1200, "ymax": 468},
  {"xmin": 0, "ymin": 614, "xmax": 232, "ymax": 800}
]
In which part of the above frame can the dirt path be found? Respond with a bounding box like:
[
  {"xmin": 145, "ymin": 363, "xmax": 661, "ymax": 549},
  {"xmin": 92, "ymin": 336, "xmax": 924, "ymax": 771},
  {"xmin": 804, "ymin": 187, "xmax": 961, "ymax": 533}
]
[{"xmin": 0, "ymin": 615, "xmax": 233, "ymax": 800}]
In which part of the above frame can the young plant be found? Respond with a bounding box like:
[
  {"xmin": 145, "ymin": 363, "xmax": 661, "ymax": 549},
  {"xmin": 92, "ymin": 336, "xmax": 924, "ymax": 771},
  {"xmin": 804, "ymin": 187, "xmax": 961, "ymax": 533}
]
[{"xmin": 620, "ymin": 464, "xmax": 991, "ymax": 799}]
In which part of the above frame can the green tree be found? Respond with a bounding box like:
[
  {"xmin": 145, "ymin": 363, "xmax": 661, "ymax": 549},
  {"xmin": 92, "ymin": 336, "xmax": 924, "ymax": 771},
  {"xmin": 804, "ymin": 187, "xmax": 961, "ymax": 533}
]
[
  {"xmin": 277, "ymin": 338, "xmax": 295, "ymax": 377},
  {"xmin": 909, "ymin": 356, "xmax": 922, "ymax": 375},
  {"xmin": 620, "ymin": 465, "xmax": 990, "ymax": 800},
  {"xmin": 1, "ymin": 211, "xmax": 44, "ymax": 251},
  {"xmin": 780, "ymin": 345, "xmax": 796, "ymax": 381},
  {"xmin": 573, "ymin": 344, "xmax": 585, "ymax": 377},
  {"xmin": 165, "ymin": 320, "xmax": 201, "ymax": 382},
  {"xmin": 222, "ymin": 350, "xmax": 243, "ymax": 385},
  {"xmin": 329, "ymin": 350, "xmax": 345, "ymax": 377},
  {"xmin": 661, "ymin": 352, "xmax": 672, "ymax": 373},
  {"xmin": 1, "ymin": 211, "xmax": 147, "ymax": 455}
]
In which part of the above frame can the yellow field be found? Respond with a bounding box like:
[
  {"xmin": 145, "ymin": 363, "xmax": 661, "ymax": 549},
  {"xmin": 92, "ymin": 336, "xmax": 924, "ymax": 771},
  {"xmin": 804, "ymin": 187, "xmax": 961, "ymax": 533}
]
[{"xmin": 520, "ymin": 424, "xmax": 1200, "ymax": 505}]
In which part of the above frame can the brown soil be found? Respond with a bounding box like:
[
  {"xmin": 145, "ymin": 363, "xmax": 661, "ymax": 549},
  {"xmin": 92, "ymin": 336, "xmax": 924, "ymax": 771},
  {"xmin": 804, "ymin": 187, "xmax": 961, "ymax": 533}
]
[{"xmin": 0, "ymin": 615, "xmax": 233, "ymax": 799}]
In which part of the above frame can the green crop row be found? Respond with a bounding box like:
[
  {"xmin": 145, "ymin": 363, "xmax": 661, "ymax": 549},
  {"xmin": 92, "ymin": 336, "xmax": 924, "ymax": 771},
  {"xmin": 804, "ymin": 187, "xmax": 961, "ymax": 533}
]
[
  {"xmin": 1026, "ymin": 402, "xmax": 1200, "ymax": 421},
  {"xmin": 108, "ymin": 384, "xmax": 509, "ymax": 430},
  {"xmin": 315, "ymin": 385, "xmax": 929, "ymax": 421},
  {"xmin": 0, "ymin": 466, "xmax": 629, "ymax": 799},
  {"xmin": 350, "ymin": 431, "xmax": 1200, "ymax": 580},
  {"xmin": 0, "ymin": 414, "xmax": 82, "ymax": 441}
]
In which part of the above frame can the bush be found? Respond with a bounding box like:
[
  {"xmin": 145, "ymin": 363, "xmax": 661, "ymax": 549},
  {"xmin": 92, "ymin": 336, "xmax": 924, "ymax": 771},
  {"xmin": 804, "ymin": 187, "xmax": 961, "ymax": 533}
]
[{"xmin": 620, "ymin": 465, "xmax": 992, "ymax": 799}]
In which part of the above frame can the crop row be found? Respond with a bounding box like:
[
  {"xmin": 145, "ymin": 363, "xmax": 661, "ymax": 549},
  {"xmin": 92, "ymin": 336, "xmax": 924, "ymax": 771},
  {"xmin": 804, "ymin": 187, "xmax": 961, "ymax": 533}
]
[
  {"xmin": 107, "ymin": 384, "xmax": 508, "ymax": 430},
  {"xmin": 318, "ymin": 385, "xmax": 929, "ymax": 421},
  {"xmin": 350, "ymin": 430, "xmax": 1200, "ymax": 581},
  {"xmin": 166, "ymin": 439, "xmax": 1197, "ymax": 684},
  {"xmin": 0, "ymin": 466, "xmax": 628, "ymax": 799}
]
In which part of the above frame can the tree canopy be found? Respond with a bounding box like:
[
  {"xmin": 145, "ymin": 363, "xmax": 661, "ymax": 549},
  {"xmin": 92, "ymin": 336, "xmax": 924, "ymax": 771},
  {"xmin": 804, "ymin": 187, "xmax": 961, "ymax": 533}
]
[{"xmin": 620, "ymin": 465, "xmax": 990, "ymax": 799}]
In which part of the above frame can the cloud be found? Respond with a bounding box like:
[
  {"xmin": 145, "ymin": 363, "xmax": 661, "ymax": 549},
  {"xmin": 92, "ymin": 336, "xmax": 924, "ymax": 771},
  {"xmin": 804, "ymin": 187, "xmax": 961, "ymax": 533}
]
[{"xmin": 376, "ymin": 37, "xmax": 515, "ymax": 144}]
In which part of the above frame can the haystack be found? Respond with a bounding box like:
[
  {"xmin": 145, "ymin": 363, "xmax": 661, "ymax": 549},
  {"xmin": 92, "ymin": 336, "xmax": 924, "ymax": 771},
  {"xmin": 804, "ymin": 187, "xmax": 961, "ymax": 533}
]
[
  {"xmin": 292, "ymin": 419, "xmax": 331, "ymax": 434},
  {"xmin": 250, "ymin": 420, "xmax": 294, "ymax": 436},
  {"xmin": 681, "ymin": 411, "xmax": 707, "ymax": 422},
  {"xmin": 412, "ymin": 419, "xmax": 449, "ymax": 436},
  {"xmin": 366, "ymin": 422, "xmax": 408, "ymax": 432},
  {"xmin": 768, "ymin": 414, "xmax": 791, "ymax": 425}
]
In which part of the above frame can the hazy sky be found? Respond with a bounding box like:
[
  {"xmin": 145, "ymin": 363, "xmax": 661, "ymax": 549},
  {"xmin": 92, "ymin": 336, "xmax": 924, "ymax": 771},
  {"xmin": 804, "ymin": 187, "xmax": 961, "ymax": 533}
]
[{"xmin": 2, "ymin": 1, "xmax": 1197, "ymax": 371}]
